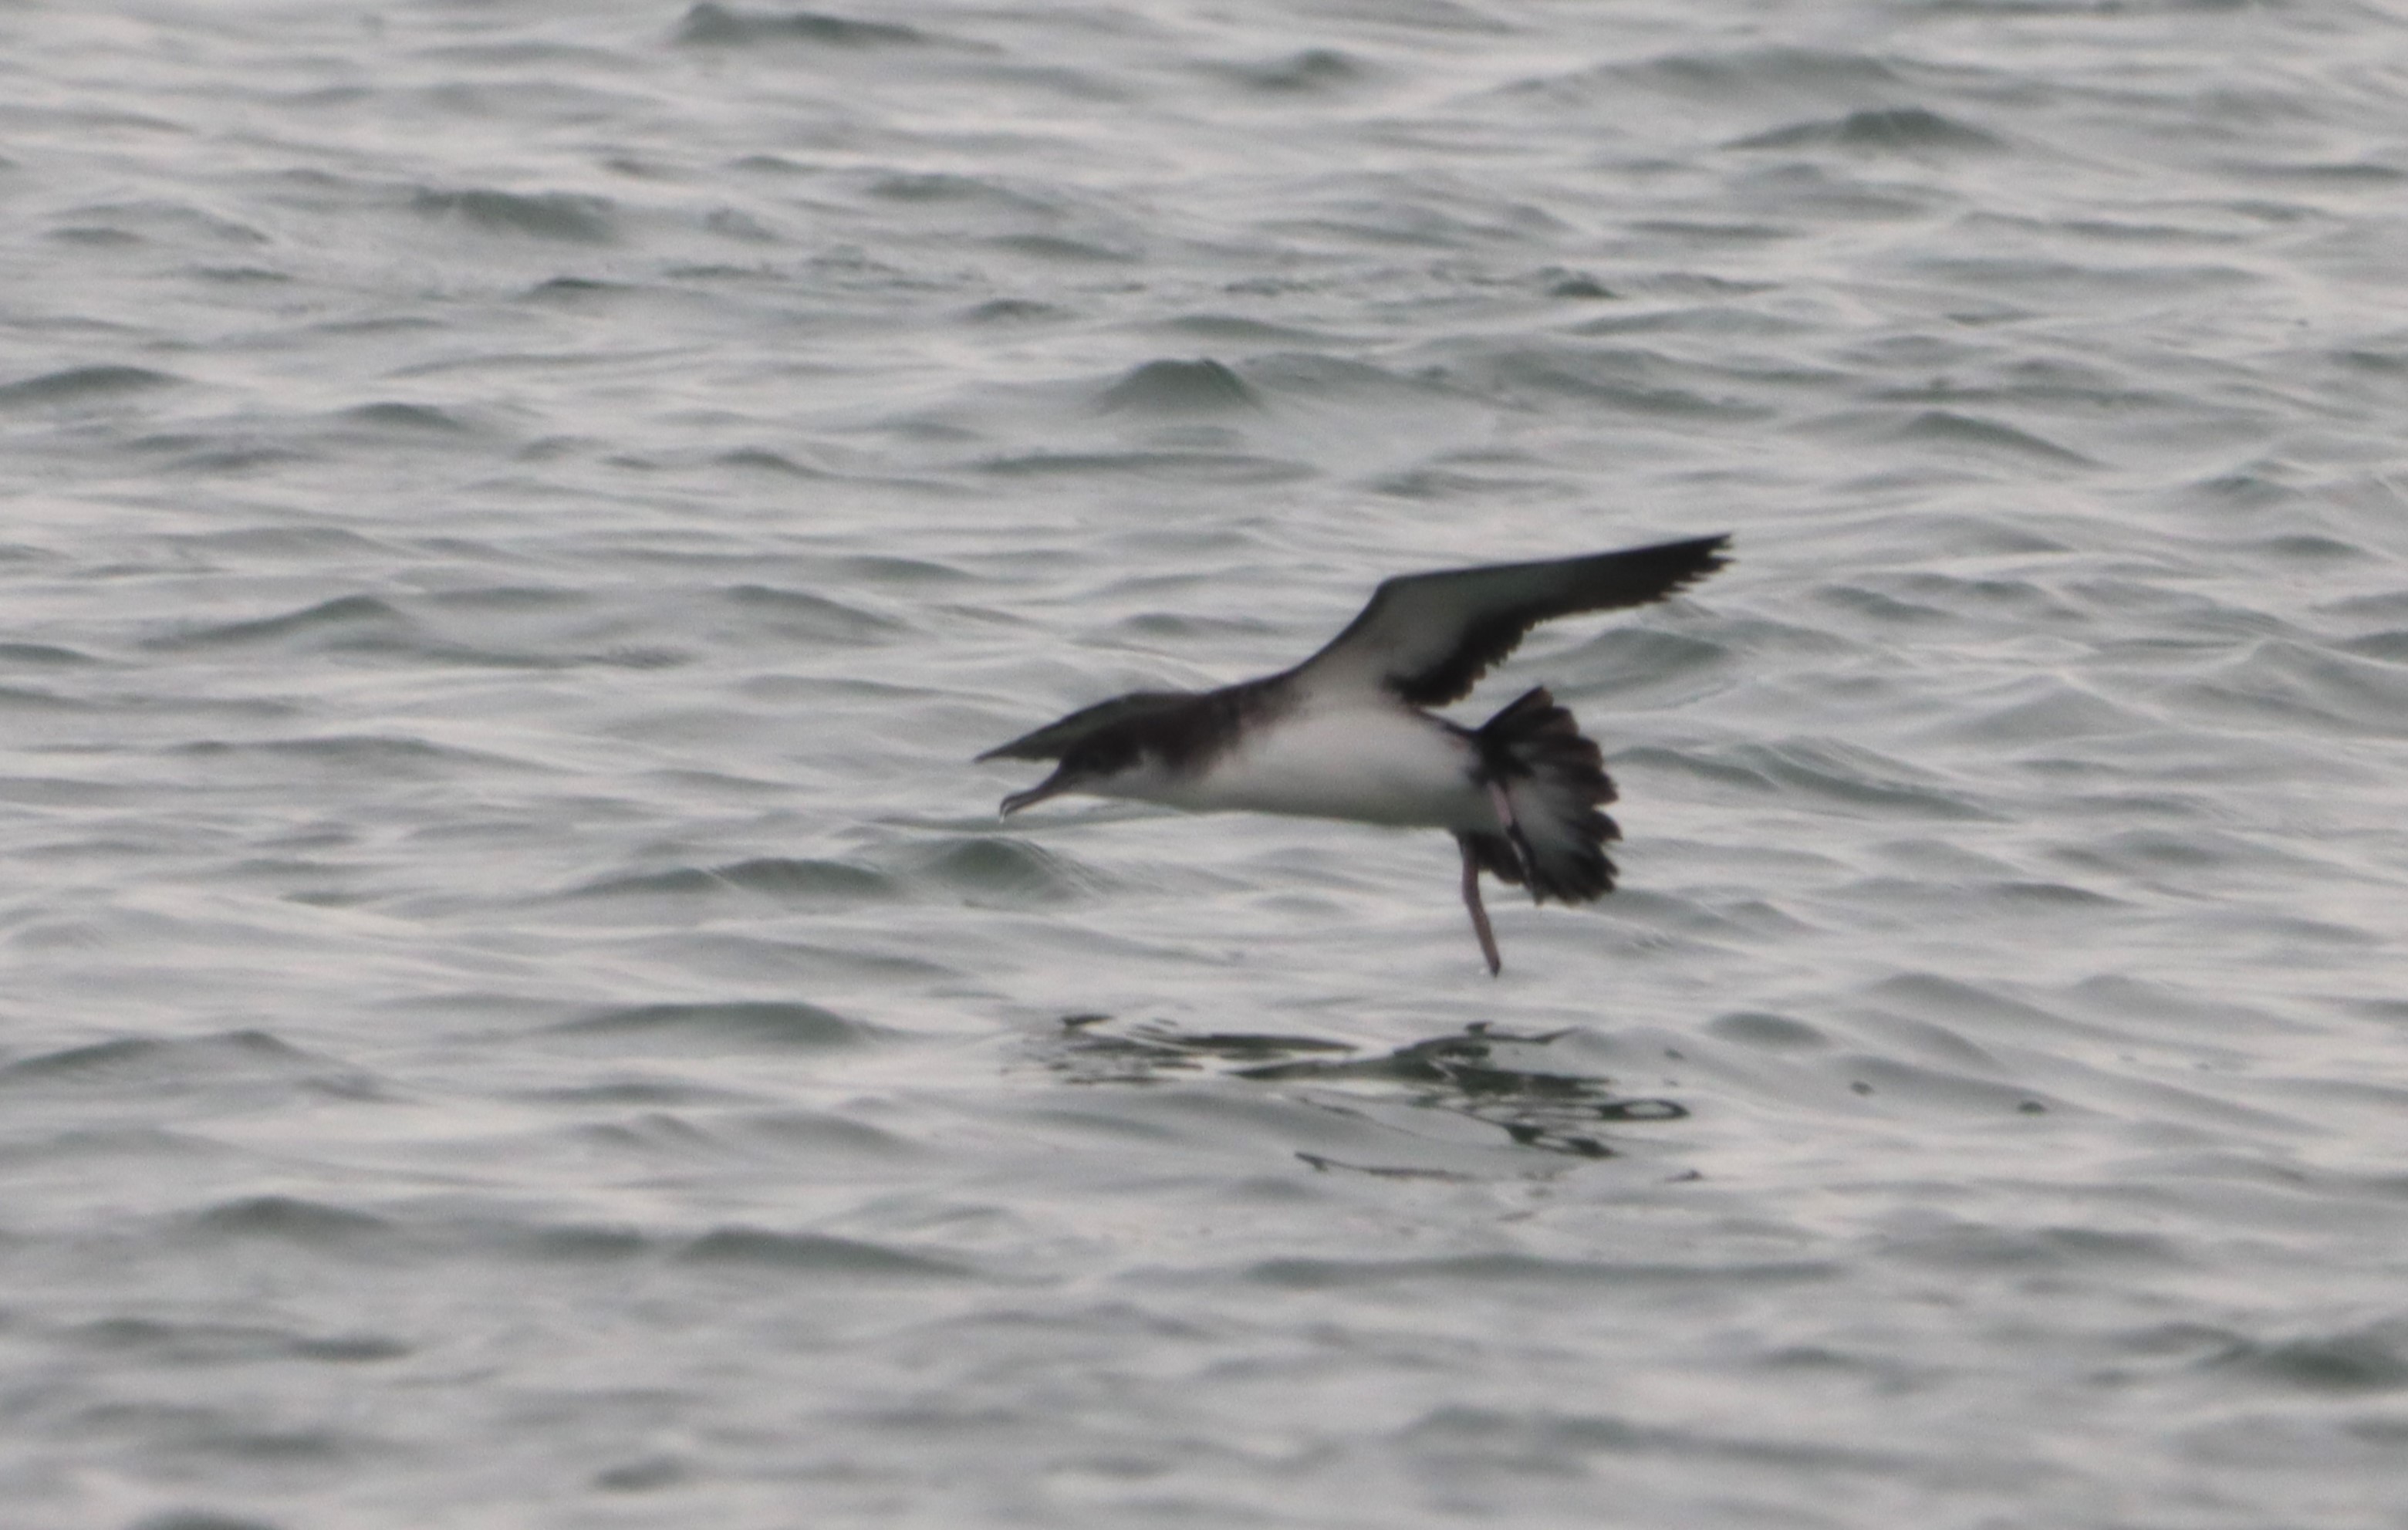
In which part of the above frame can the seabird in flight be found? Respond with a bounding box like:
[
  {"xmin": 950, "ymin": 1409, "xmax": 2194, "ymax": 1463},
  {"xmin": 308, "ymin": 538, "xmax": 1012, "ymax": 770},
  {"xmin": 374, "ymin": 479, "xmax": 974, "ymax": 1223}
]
[{"xmin": 979, "ymin": 534, "xmax": 1731, "ymax": 974}]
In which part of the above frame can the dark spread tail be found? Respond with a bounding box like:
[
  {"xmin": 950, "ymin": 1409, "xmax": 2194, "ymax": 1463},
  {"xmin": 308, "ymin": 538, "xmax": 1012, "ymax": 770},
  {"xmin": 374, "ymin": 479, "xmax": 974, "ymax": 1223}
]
[{"xmin": 1457, "ymin": 687, "xmax": 1619, "ymax": 905}]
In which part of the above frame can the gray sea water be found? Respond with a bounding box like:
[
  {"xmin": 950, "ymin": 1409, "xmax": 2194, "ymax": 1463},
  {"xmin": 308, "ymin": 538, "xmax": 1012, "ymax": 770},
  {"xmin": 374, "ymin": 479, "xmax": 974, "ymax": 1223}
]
[{"xmin": 5, "ymin": 1, "xmax": 2408, "ymax": 1525}]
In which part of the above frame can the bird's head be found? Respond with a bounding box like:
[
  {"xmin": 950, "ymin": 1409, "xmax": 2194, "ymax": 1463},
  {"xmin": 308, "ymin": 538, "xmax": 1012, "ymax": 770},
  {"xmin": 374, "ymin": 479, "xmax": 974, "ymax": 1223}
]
[
  {"xmin": 995, "ymin": 746, "xmax": 1113, "ymax": 815},
  {"xmin": 977, "ymin": 690, "xmax": 1191, "ymax": 816}
]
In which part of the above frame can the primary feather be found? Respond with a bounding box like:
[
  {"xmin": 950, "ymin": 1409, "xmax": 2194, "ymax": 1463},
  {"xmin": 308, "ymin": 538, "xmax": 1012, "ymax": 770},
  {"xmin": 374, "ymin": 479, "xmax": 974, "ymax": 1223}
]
[{"xmin": 1289, "ymin": 534, "xmax": 1731, "ymax": 707}]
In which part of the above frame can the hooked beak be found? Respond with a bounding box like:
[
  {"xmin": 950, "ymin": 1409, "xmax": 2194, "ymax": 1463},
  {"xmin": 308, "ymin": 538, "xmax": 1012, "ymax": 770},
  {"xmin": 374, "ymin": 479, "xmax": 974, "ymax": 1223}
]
[{"xmin": 999, "ymin": 765, "xmax": 1082, "ymax": 816}]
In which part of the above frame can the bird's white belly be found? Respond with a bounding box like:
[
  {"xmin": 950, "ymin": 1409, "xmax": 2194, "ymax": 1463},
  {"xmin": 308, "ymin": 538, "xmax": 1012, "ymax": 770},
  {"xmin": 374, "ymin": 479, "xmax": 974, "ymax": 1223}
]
[{"xmin": 1152, "ymin": 706, "xmax": 1489, "ymax": 829}]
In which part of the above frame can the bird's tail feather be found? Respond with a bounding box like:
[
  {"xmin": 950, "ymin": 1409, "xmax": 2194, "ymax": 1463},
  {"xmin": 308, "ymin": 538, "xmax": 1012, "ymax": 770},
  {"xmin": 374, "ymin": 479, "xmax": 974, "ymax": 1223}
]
[{"xmin": 1471, "ymin": 687, "xmax": 1619, "ymax": 904}]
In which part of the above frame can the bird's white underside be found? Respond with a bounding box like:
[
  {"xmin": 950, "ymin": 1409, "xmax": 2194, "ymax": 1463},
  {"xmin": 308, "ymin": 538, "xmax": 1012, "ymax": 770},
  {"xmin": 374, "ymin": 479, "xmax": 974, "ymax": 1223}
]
[{"xmin": 1088, "ymin": 702, "xmax": 1498, "ymax": 832}]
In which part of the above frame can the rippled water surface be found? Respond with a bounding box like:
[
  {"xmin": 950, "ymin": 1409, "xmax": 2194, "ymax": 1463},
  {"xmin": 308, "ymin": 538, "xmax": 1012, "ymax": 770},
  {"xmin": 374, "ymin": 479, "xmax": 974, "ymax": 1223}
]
[{"xmin": 5, "ymin": 1, "xmax": 2408, "ymax": 1525}]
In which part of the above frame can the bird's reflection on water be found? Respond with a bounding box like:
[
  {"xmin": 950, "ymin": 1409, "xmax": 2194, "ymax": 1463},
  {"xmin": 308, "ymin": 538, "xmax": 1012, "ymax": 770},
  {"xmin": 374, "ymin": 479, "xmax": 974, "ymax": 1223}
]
[{"xmin": 1037, "ymin": 1015, "xmax": 1686, "ymax": 1170}]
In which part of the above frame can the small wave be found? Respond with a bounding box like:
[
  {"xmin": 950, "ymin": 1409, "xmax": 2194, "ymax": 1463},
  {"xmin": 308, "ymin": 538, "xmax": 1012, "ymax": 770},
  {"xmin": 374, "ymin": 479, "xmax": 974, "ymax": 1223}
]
[
  {"xmin": 1400, "ymin": 1403, "xmax": 1908, "ymax": 1474},
  {"xmin": 828, "ymin": 553, "xmax": 974, "ymax": 585},
  {"xmin": 1248, "ymin": 1251, "xmax": 1835, "ymax": 1289},
  {"xmin": 2324, "ymin": 588, "xmax": 2408, "ymax": 628},
  {"xmin": 50, "ymin": 223, "xmax": 143, "ymax": 248},
  {"xmin": 572, "ymin": 856, "xmax": 897, "ymax": 902},
  {"xmin": 1154, "ymin": 314, "xmax": 1337, "ymax": 345},
  {"xmin": 675, "ymin": 3, "xmax": 937, "ymax": 48},
  {"xmin": 1648, "ymin": 46, "xmax": 1902, "ymax": 94},
  {"xmin": 132, "ymin": 437, "xmax": 319, "ymax": 475},
  {"xmin": 69, "ymin": 1316, "xmax": 407, "ymax": 1366},
  {"xmin": 721, "ymin": 583, "xmax": 905, "ymax": 641},
  {"xmin": 188, "ymin": 1195, "xmax": 395, "ymax": 1248},
  {"xmin": 1212, "ymin": 47, "xmax": 1369, "ymax": 94},
  {"xmin": 0, "ymin": 684, "xmax": 90, "ymax": 711},
  {"xmin": 2186, "ymin": 638, "xmax": 2408, "ymax": 738},
  {"xmin": 2342, "ymin": 630, "xmax": 2408, "ymax": 661},
  {"xmin": 175, "ymin": 525, "xmax": 395, "ymax": 559},
  {"xmin": 2207, "ymin": 1324, "xmax": 2408, "ymax": 1393},
  {"xmin": 1924, "ymin": 674, "xmax": 2150, "ymax": 747},
  {"xmin": 1326, "ymin": 0, "xmax": 1505, "ymax": 31},
  {"xmin": 1480, "ymin": 345, "xmax": 1773, "ymax": 420},
  {"xmin": 1731, "ymin": 107, "xmax": 2006, "ymax": 154},
  {"xmin": 154, "ymin": 587, "xmax": 670, "ymax": 670},
  {"xmin": 1094, "ymin": 357, "xmax": 1262, "ymax": 415},
  {"xmin": 908, "ymin": 836, "xmax": 1093, "ymax": 904},
  {"xmin": 1627, "ymin": 220, "xmax": 1801, "ymax": 247},
  {"xmin": 964, "ymin": 297, "xmax": 1072, "ymax": 323},
  {"xmin": 1245, "ymin": 350, "xmax": 1477, "ymax": 404},
  {"xmin": 1561, "ymin": 629, "xmax": 1734, "ymax": 704},
  {"xmin": 422, "ymin": 584, "xmax": 586, "ymax": 613},
  {"xmin": 553, "ymin": 1000, "xmax": 879, "ymax": 1050},
  {"xmin": 127, "ymin": 1510, "xmax": 288, "ymax": 1530},
  {"xmin": 483, "ymin": 1224, "xmax": 654, "ymax": 1265},
  {"xmin": 1646, "ymin": 739, "xmax": 1995, "ymax": 819},
  {"xmin": 1887, "ymin": 1221, "xmax": 2183, "ymax": 1272},
  {"xmin": 727, "ymin": 1110, "xmax": 925, "ymax": 1160},
  {"xmin": 1893, "ymin": 410, "xmax": 2096, "ymax": 467},
  {"xmin": 2057, "ymin": 826, "xmax": 2265, "ymax": 881},
  {"xmin": 150, "ymin": 594, "xmax": 411, "ymax": 651},
  {"xmin": 1520, "ymin": 46, "xmax": 1903, "ymax": 108},
  {"xmin": 1815, "ymin": 585, "xmax": 1947, "ymax": 624},
  {"xmin": 988, "ymin": 231, "xmax": 1140, "ymax": 264},
  {"xmin": 570, "ymin": 1113, "xmax": 738, "ymax": 1163},
  {"xmin": 0, "ymin": 642, "xmax": 97, "ymax": 666},
  {"xmin": 1893, "ymin": 570, "xmax": 2089, "ymax": 622},
  {"xmin": 0, "ymin": 364, "xmax": 181, "ymax": 407},
  {"xmin": 410, "ymin": 187, "xmax": 616, "ymax": 243},
  {"xmin": 177, "ymin": 735, "xmax": 532, "ymax": 775},
  {"xmin": 525, "ymin": 275, "xmax": 627, "ymax": 301},
  {"xmin": 676, "ymin": 1226, "xmax": 969, "ymax": 1276},
  {"xmin": 1912, "ymin": 254, "xmax": 2257, "ymax": 297},
  {"xmin": 1707, "ymin": 1011, "xmax": 1832, "ymax": 1050},
  {"xmin": 1108, "ymin": 610, "xmax": 1281, "ymax": 643},
  {"xmin": 1365, "ymin": 464, "xmax": 1551, "ymax": 499},
  {"xmin": 711, "ymin": 447, "xmax": 827, "ymax": 478},
  {"xmin": 1974, "ymin": 872, "xmax": 2128, "ymax": 910},
  {"xmin": 975, "ymin": 449, "xmax": 1312, "ymax": 484},
  {"xmin": 2242, "ymin": 533, "xmax": 2362, "ymax": 562},
  {"xmin": 339, "ymin": 401, "xmax": 478, "ymax": 434},
  {"xmin": 0, "ymin": 1029, "xmax": 323, "ymax": 1087},
  {"xmin": 192, "ymin": 263, "xmax": 292, "ymax": 285},
  {"xmin": 2224, "ymin": 157, "xmax": 2406, "ymax": 187},
  {"xmin": 1569, "ymin": 305, "xmax": 1810, "ymax": 344},
  {"xmin": 1830, "ymin": 1049, "xmax": 2056, "ymax": 1116},
  {"xmin": 52, "ymin": 196, "xmax": 267, "ymax": 246},
  {"xmin": 1867, "ymin": 974, "xmax": 2082, "ymax": 1036},
  {"xmin": 865, "ymin": 171, "xmax": 1055, "ymax": 212},
  {"xmin": 1693, "ymin": 615, "xmax": 1856, "ymax": 662},
  {"xmin": 1926, "ymin": 0, "xmax": 2251, "ymax": 10}
]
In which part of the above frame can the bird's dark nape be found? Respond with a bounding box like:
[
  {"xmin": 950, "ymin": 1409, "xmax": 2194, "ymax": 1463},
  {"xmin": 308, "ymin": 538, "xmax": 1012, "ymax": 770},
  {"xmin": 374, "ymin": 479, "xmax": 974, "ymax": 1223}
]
[{"xmin": 975, "ymin": 690, "xmax": 1198, "ymax": 762}]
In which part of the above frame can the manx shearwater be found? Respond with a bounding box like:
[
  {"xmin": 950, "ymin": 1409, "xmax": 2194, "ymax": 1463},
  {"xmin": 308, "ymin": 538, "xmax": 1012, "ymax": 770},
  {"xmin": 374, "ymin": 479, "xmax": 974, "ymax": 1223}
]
[{"xmin": 981, "ymin": 534, "xmax": 1731, "ymax": 974}]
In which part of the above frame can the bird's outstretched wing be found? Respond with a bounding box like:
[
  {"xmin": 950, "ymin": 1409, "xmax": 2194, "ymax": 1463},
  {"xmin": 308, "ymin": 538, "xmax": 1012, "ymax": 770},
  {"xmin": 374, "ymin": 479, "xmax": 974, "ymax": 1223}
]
[{"xmin": 1287, "ymin": 534, "xmax": 1731, "ymax": 707}]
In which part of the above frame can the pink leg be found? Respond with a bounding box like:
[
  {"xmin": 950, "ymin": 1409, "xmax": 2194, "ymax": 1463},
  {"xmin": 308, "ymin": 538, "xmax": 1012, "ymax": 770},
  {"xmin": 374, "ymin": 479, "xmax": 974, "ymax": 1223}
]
[
  {"xmin": 1488, "ymin": 780, "xmax": 1538, "ymax": 888},
  {"xmin": 1461, "ymin": 839, "xmax": 1502, "ymax": 978}
]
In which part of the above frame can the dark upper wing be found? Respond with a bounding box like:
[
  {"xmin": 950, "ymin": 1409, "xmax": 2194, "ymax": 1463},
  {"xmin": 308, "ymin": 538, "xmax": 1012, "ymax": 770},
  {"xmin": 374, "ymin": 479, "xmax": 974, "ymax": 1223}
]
[{"xmin": 1288, "ymin": 534, "xmax": 1731, "ymax": 707}]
